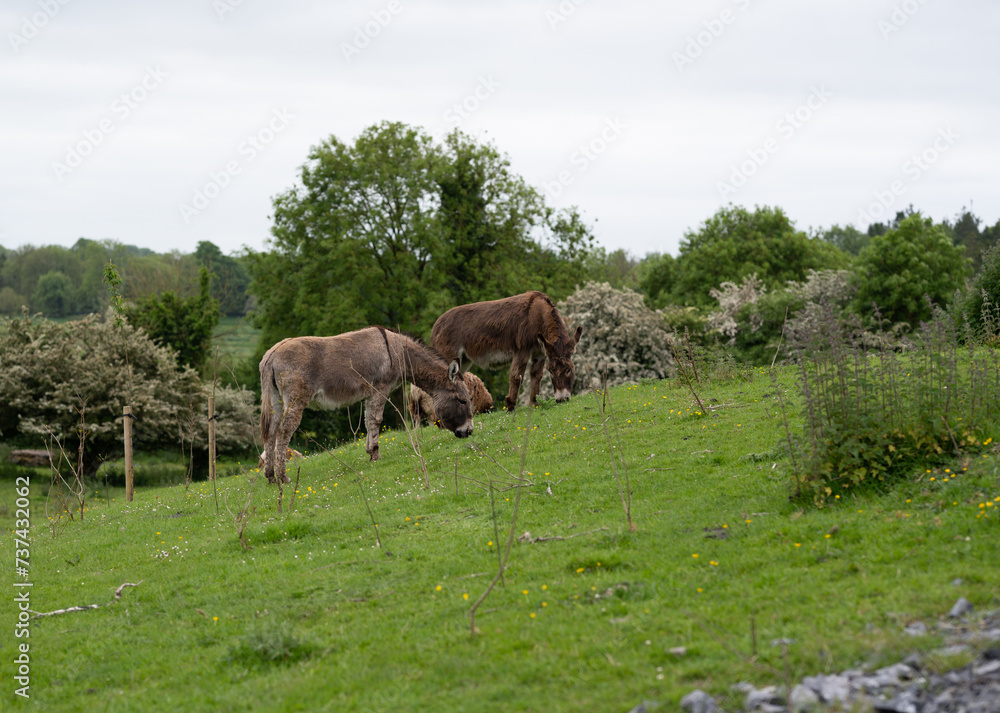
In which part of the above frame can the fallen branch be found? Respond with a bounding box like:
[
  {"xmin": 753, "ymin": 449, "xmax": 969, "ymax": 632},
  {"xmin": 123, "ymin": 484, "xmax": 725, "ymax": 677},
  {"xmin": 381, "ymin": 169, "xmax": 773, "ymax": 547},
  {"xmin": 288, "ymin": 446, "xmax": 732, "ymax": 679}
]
[
  {"xmin": 30, "ymin": 581, "xmax": 143, "ymax": 619},
  {"xmin": 114, "ymin": 581, "xmax": 141, "ymax": 599}
]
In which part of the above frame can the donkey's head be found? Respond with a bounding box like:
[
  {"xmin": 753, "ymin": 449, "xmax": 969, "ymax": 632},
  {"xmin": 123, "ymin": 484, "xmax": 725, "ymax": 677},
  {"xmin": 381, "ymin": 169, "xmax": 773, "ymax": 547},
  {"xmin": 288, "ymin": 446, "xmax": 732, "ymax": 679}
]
[
  {"xmin": 432, "ymin": 361, "xmax": 475, "ymax": 438},
  {"xmin": 544, "ymin": 325, "xmax": 583, "ymax": 402}
]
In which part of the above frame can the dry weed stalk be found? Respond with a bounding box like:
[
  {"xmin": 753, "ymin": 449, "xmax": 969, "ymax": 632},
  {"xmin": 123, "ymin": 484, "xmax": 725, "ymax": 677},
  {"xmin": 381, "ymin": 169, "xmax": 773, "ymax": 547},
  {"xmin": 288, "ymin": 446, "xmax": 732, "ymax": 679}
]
[
  {"xmin": 328, "ymin": 453, "xmax": 383, "ymax": 550},
  {"xmin": 594, "ymin": 369, "xmax": 635, "ymax": 532},
  {"xmin": 44, "ymin": 404, "xmax": 89, "ymax": 534},
  {"xmin": 225, "ymin": 476, "xmax": 257, "ymax": 551},
  {"xmin": 469, "ymin": 412, "xmax": 532, "ymax": 637},
  {"xmin": 667, "ymin": 334, "xmax": 706, "ymax": 413}
]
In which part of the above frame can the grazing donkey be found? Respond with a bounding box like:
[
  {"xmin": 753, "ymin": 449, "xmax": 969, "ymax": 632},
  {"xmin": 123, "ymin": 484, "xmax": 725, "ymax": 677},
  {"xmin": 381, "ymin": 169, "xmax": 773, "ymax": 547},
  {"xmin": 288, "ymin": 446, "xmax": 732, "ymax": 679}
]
[
  {"xmin": 408, "ymin": 372, "xmax": 493, "ymax": 426},
  {"xmin": 259, "ymin": 326, "xmax": 474, "ymax": 483},
  {"xmin": 430, "ymin": 291, "xmax": 582, "ymax": 413}
]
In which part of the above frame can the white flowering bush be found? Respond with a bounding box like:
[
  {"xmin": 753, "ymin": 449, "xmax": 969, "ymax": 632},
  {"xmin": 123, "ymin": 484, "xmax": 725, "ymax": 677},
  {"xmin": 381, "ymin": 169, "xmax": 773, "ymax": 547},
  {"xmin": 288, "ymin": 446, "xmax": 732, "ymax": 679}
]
[
  {"xmin": 556, "ymin": 281, "xmax": 674, "ymax": 394},
  {"xmin": 0, "ymin": 311, "xmax": 255, "ymax": 476},
  {"xmin": 706, "ymin": 274, "xmax": 767, "ymax": 343}
]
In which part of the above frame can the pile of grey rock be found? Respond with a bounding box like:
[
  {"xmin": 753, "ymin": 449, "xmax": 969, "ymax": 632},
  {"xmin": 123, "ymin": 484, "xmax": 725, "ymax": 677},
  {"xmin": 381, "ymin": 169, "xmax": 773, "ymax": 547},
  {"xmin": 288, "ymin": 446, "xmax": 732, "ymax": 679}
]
[{"xmin": 675, "ymin": 599, "xmax": 1000, "ymax": 713}]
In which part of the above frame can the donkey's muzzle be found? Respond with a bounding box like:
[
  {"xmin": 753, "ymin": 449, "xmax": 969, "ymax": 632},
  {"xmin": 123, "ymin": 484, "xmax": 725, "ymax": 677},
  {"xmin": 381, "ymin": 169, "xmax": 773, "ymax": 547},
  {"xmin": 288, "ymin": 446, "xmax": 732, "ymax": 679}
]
[{"xmin": 454, "ymin": 422, "xmax": 474, "ymax": 439}]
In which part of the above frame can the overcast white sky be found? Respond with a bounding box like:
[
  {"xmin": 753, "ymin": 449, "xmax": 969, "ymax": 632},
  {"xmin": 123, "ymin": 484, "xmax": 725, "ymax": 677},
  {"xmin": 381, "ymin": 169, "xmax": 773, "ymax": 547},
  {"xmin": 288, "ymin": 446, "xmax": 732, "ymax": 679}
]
[{"xmin": 2, "ymin": 0, "xmax": 997, "ymax": 259}]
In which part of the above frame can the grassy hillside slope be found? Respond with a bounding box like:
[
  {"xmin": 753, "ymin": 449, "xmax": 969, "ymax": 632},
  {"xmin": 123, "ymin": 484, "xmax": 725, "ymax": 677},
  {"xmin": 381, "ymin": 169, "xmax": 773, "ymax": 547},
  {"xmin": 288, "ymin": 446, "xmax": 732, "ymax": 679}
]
[{"xmin": 3, "ymin": 368, "xmax": 998, "ymax": 712}]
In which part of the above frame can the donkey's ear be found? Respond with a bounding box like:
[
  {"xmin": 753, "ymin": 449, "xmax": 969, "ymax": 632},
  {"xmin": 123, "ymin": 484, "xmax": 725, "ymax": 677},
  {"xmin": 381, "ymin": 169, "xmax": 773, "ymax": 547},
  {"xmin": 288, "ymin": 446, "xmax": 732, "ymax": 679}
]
[
  {"xmin": 448, "ymin": 360, "xmax": 461, "ymax": 383},
  {"xmin": 573, "ymin": 325, "xmax": 583, "ymax": 344}
]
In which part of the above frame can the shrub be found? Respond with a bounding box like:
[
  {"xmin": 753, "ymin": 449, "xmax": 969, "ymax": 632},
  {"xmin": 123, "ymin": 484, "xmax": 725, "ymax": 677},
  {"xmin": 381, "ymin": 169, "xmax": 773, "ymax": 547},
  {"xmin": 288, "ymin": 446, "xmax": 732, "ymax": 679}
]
[
  {"xmin": 706, "ymin": 274, "xmax": 767, "ymax": 343},
  {"xmin": 719, "ymin": 269, "xmax": 854, "ymax": 366},
  {"xmin": 557, "ymin": 282, "xmax": 673, "ymax": 393},
  {"xmin": 962, "ymin": 242, "xmax": 1000, "ymax": 340},
  {"xmin": 779, "ymin": 303, "xmax": 1000, "ymax": 506},
  {"xmin": 851, "ymin": 214, "xmax": 969, "ymax": 328},
  {"xmin": 131, "ymin": 267, "xmax": 220, "ymax": 370}
]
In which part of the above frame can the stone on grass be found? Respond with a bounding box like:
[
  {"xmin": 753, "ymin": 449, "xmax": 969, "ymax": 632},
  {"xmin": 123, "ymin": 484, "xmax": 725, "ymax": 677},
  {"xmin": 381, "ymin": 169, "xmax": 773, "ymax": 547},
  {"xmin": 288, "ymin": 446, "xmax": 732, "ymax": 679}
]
[
  {"xmin": 680, "ymin": 689, "xmax": 717, "ymax": 713},
  {"xmin": 948, "ymin": 597, "xmax": 974, "ymax": 618},
  {"xmin": 788, "ymin": 685, "xmax": 820, "ymax": 713}
]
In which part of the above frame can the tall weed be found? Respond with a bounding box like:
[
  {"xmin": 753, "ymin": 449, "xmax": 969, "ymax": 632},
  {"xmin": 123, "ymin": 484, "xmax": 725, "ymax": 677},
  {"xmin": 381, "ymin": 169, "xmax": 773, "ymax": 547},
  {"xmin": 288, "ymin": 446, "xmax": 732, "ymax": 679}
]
[{"xmin": 779, "ymin": 302, "xmax": 1000, "ymax": 505}]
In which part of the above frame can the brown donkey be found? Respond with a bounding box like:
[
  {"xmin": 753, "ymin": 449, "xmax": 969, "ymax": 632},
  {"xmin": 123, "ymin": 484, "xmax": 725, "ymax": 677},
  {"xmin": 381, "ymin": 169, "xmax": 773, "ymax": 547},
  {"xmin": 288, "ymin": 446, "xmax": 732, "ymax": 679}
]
[
  {"xmin": 259, "ymin": 326, "xmax": 473, "ymax": 483},
  {"xmin": 430, "ymin": 291, "xmax": 582, "ymax": 413},
  {"xmin": 408, "ymin": 372, "xmax": 494, "ymax": 426}
]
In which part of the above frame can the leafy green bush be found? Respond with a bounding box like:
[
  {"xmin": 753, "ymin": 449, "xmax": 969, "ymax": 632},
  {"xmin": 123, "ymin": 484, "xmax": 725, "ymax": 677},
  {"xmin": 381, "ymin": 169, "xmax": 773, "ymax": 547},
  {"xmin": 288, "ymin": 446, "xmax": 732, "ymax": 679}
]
[
  {"xmin": 131, "ymin": 267, "xmax": 220, "ymax": 370},
  {"xmin": 961, "ymin": 242, "xmax": 1000, "ymax": 340},
  {"xmin": 668, "ymin": 204, "xmax": 849, "ymax": 306},
  {"xmin": 851, "ymin": 214, "xmax": 969, "ymax": 327},
  {"xmin": 733, "ymin": 269, "xmax": 855, "ymax": 365}
]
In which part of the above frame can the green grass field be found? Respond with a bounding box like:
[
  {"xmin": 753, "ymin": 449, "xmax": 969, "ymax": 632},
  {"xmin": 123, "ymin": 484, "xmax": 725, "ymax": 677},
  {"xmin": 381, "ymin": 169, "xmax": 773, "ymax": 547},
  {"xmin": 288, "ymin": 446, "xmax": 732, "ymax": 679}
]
[
  {"xmin": 213, "ymin": 315, "xmax": 261, "ymax": 362},
  {"xmin": 2, "ymin": 369, "xmax": 998, "ymax": 711}
]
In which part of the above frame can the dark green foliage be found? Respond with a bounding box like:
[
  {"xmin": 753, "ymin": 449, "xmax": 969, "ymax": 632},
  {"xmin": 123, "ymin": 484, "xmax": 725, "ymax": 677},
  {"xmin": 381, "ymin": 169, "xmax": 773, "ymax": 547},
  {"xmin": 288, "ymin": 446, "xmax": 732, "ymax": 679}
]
[
  {"xmin": 851, "ymin": 214, "xmax": 970, "ymax": 327},
  {"xmin": 668, "ymin": 205, "xmax": 849, "ymax": 306},
  {"xmin": 960, "ymin": 242, "xmax": 1000, "ymax": 340},
  {"xmin": 131, "ymin": 267, "xmax": 220, "ymax": 370},
  {"xmin": 637, "ymin": 252, "xmax": 675, "ymax": 309},
  {"xmin": 246, "ymin": 122, "xmax": 594, "ymax": 350},
  {"xmin": 583, "ymin": 247, "xmax": 641, "ymax": 290},
  {"xmin": 864, "ymin": 205, "xmax": 918, "ymax": 239},
  {"xmin": 194, "ymin": 241, "xmax": 251, "ymax": 316},
  {"xmin": 0, "ymin": 286, "xmax": 26, "ymax": 314},
  {"xmin": 32, "ymin": 270, "xmax": 75, "ymax": 317},
  {"xmin": 731, "ymin": 289, "xmax": 801, "ymax": 365},
  {"xmin": 730, "ymin": 270, "xmax": 855, "ymax": 366},
  {"xmin": 0, "ymin": 238, "xmax": 251, "ymax": 319},
  {"xmin": 816, "ymin": 223, "xmax": 869, "ymax": 256},
  {"xmin": 779, "ymin": 304, "xmax": 1000, "ymax": 506}
]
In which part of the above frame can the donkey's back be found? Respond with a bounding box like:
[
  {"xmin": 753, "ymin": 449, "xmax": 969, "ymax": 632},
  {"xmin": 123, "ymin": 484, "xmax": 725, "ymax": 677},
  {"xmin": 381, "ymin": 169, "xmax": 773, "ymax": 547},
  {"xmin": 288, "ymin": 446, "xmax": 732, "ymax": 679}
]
[{"xmin": 260, "ymin": 329, "xmax": 396, "ymax": 410}]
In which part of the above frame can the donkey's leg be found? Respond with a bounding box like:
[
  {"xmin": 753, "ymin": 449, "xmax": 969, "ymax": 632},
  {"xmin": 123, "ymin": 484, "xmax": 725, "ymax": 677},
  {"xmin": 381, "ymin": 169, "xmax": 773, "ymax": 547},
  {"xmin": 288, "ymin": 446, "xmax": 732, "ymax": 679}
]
[
  {"xmin": 365, "ymin": 391, "xmax": 389, "ymax": 461},
  {"xmin": 527, "ymin": 354, "xmax": 546, "ymax": 406},
  {"xmin": 273, "ymin": 399, "xmax": 307, "ymax": 484},
  {"xmin": 505, "ymin": 353, "xmax": 531, "ymax": 413},
  {"xmin": 262, "ymin": 393, "xmax": 284, "ymax": 483}
]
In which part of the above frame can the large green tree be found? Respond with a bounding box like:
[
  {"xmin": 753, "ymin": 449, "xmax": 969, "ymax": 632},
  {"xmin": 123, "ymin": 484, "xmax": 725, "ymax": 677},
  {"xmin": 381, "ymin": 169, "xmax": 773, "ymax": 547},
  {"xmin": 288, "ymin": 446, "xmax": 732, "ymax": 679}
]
[
  {"xmin": 851, "ymin": 214, "xmax": 970, "ymax": 326},
  {"xmin": 246, "ymin": 122, "xmax": 594, "ymax": 349},
  {"xmin": 667, "ymin": 205, "xmax": 849, "ymax": 307}
]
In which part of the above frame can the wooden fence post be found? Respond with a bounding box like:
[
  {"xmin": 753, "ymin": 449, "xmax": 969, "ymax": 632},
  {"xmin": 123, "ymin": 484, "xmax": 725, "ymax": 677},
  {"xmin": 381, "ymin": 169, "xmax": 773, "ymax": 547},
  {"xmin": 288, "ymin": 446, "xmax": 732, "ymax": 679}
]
[
  {"xmin": 123, "ymin": 405, "xmax": 134, "ymax": 502},
  {"xmin": 208, "ymin": 396, "xmax": 216, "ymax": 481}
]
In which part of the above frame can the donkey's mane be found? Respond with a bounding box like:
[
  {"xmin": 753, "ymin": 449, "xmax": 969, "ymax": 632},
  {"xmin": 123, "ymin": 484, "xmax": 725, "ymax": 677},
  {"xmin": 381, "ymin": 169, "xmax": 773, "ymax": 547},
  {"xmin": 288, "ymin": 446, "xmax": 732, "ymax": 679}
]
[{"xmin": 377, "ymin": 325, "xmax": 452, "ymax": 366}]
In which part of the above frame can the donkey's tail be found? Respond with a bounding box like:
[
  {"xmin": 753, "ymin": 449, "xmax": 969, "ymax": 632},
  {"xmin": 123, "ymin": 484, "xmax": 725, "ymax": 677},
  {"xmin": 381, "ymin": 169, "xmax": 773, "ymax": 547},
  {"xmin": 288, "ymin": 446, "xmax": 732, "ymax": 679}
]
[{"xmin": 259, "ymin": 353, "xmax": 279, "ymax": 445}]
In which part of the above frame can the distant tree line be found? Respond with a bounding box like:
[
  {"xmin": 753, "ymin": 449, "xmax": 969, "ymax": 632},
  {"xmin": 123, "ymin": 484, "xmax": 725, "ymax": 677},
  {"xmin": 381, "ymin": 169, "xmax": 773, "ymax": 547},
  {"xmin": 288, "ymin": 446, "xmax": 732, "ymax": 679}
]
[{"xmin": 0, "ymin": 238, "xmax": 250, "ymax": 319}]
